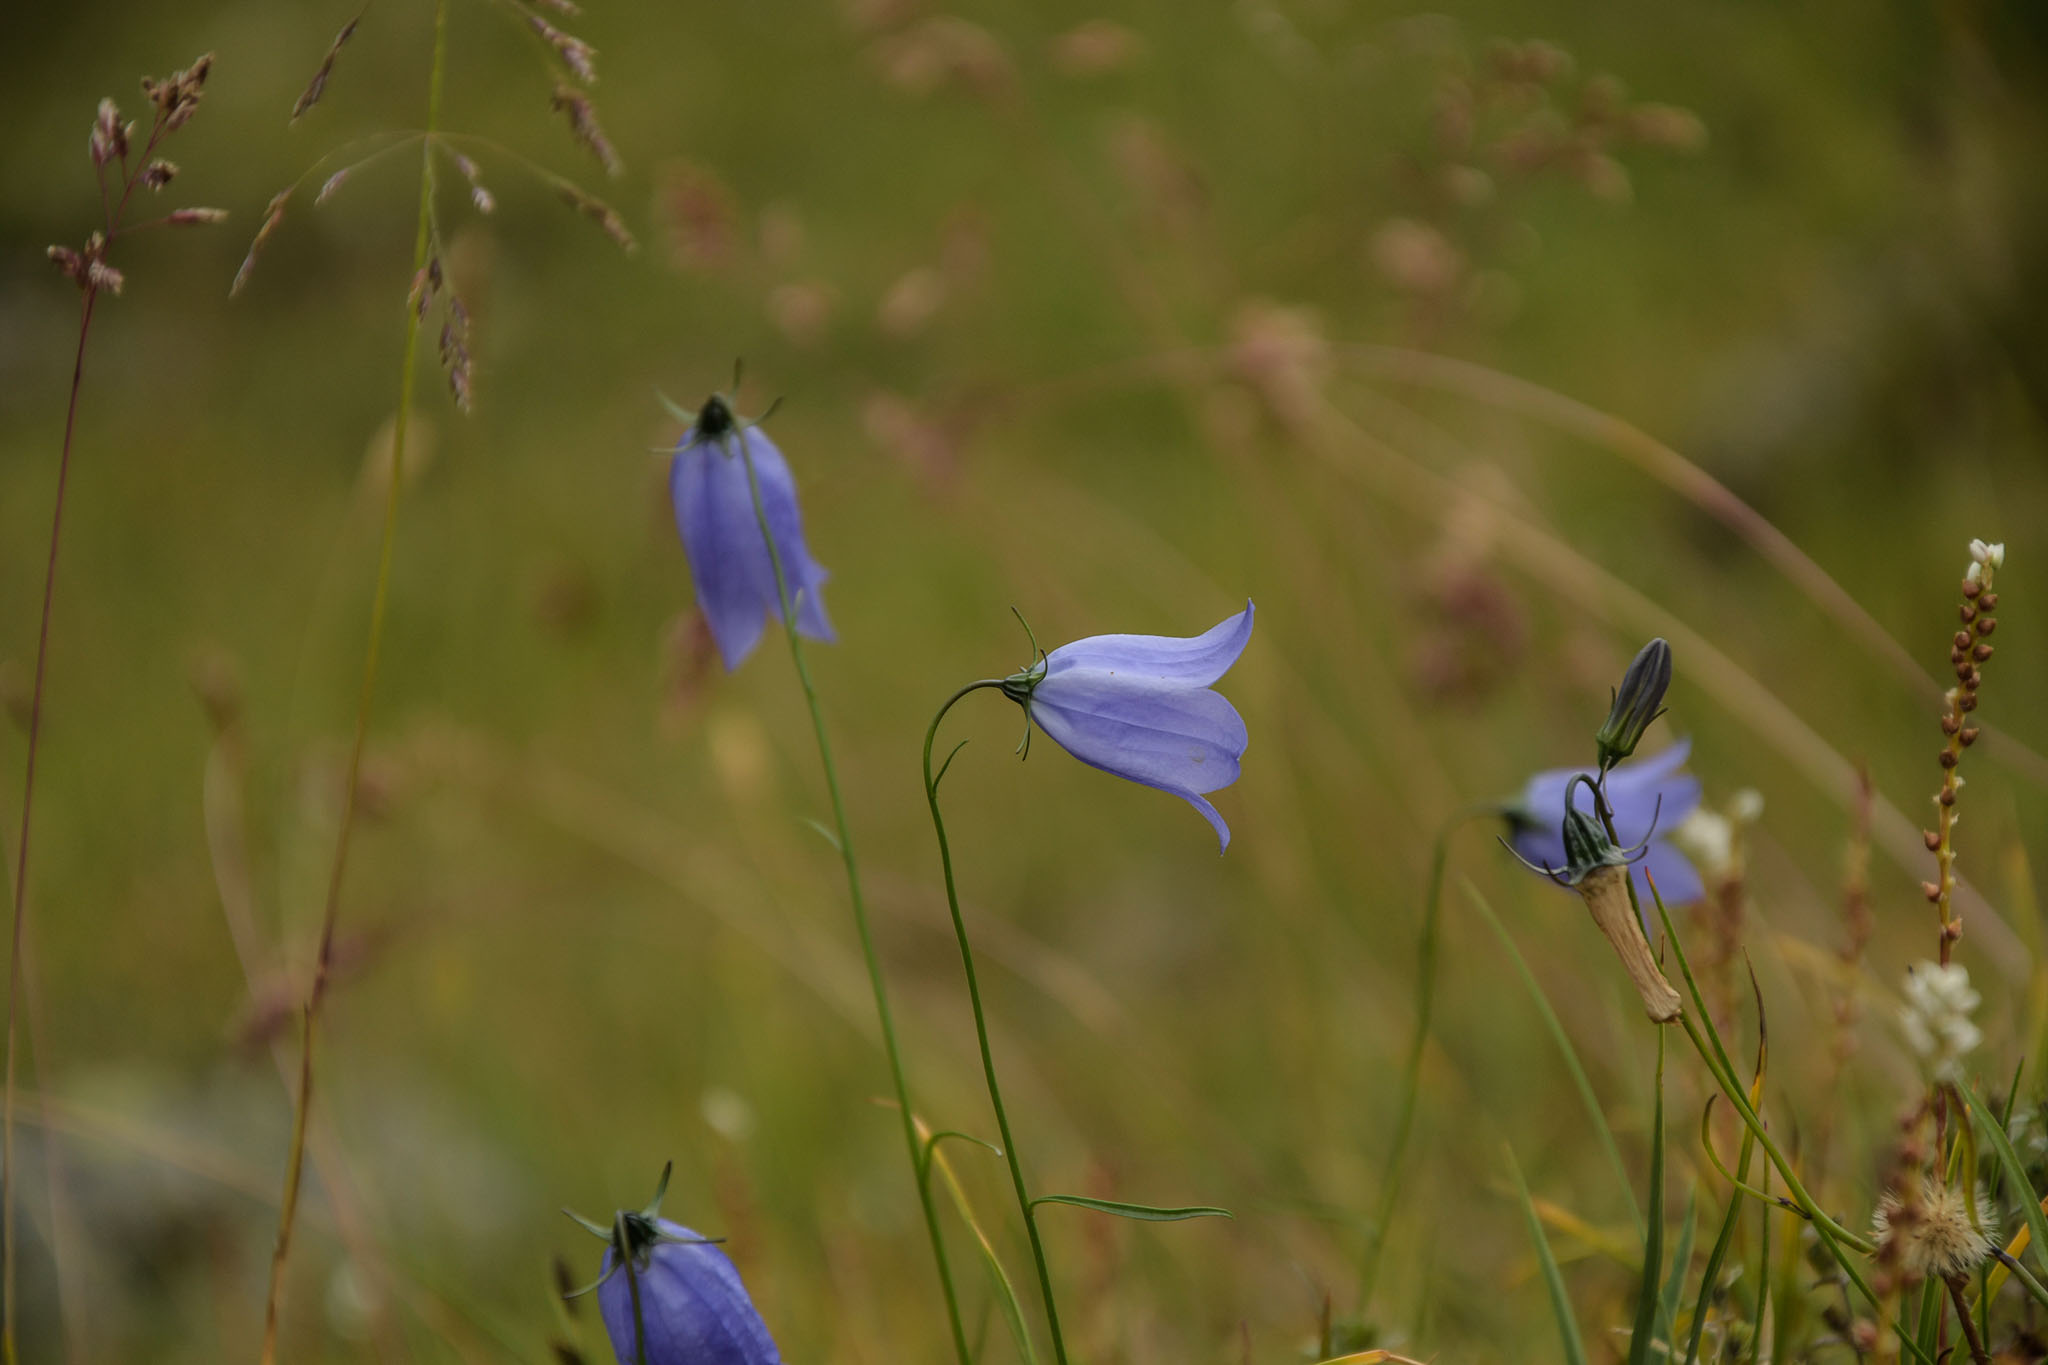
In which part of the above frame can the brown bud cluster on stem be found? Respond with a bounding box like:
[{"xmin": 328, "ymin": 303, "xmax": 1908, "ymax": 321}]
[{"xmin": 1923, "ymin": 542, "xmax": 2003, "ymax": 964}]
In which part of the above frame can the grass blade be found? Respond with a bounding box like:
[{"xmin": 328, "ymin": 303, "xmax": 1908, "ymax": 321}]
[
  {"xmin": 1464, "ymin": 878, "xmax": 1644, "ymax": 1240},
  {"xmin": 1657, "ymin": 1189, "xmax": 1697, "ymax": 1353},
  {"xmin": 1029, "ymin": 1194, "xmax": 1231, "ymax": 1223},
  {"xmin": 917, "ymin": 1115, "xmax": 1040, "ymax": 1365},
  {"xmin": 1958, "ymin": 1081, "xmax": 2048, "ymax": 1314},
  {"xmin": 1507, "ymin": 1143, "xmax": 1591, "ymax": 1365}
]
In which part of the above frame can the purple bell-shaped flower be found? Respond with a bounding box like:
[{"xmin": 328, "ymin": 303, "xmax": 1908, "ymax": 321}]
[
  {"xmin": 1004, "ymin": 602, "xmax": 1254, "ymax": 851},
  {"xmin": 565, "ymin": 1164, "xmax": 782, "ymax": 1365},
  {"xmin": 670, "ymin": 393, "xmax": 833, "ymax": 672}
]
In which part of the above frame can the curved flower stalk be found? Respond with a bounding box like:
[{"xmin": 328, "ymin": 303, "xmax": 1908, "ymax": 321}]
[
  {"xmin": 923, "ymin": 602, "xmax": 1255, "ymax": 1365},
  {"xmin": 1504, "ymin": 739, "xmax": 1704, "ymax": 910},
  {"xmin": 566, "ymin": 1166, "xmax": 782, "ymax": 1365},
  {"xmin": 670, "ymin": 396, "xmax": 834, "ymax": 671},
  {"xmin": 1003, "ymin": 601, "xmax": 1255, "ymax": 850}
]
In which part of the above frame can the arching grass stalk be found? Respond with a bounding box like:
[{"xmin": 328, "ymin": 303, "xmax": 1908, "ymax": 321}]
[
  {"xmin": 728, "ymin": 435, "xmax": 971, "ymax": 1365},
  {"xmin": 1358, "ymin": 805, "xmax": 1500, "ymax": 1312},
  {"xmin": 3, "ymin": 287, "xmax": 94, "ymax": 1365},
  {"xmin": 256, "ymin": 4, "xmax": 446, "ymax": 1359},
  {"xmin": 924, "ymin": 682, "xmax": 1070, "ymax": 1365}
]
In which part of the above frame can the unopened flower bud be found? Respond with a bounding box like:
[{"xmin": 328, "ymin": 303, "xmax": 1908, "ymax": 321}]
[{"xmin": 1595, "ymin": 637, "xmax": 1671, "ymax": 771}]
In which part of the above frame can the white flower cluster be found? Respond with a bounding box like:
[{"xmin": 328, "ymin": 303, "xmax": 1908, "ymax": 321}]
[
  {"xmin": 1966, "ymin": 539, "xmax": 2005, "ymax": 584},
  {"xmin": 1900, "ymin": 961, "xmax": 1982, "ymax": 1081}
]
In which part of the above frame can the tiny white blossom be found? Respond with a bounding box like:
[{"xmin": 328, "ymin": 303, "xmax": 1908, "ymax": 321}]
[
  {"xmin": 1901, "ymin": 961, "xmax": 1982, "ymax": 1081},
  {"xmin": 1672, "ymin": 807, "xmax": 1734, "ymax": 879},
  {"xmin": 1669, "ymin": 791, "xmax": 1762, "ymax": 882},
  {"xmin": 1969, "ymin": 539, "xmax": 2005, "ymax": 570}
]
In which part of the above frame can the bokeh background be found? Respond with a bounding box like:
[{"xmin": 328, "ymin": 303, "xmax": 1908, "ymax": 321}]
[{"xmin": 3, "ymin": 1, "xmax": 2048, "ymax": 1360}]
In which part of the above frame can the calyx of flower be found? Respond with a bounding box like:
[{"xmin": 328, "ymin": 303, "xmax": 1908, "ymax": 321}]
[
  {"xmin": 1515, "ymin": 775, "xmax": 1682, "ymax": 1023},
  {"xmin": 561, "ymin": 1162, "xmax": 722, "ymax": 1296}
]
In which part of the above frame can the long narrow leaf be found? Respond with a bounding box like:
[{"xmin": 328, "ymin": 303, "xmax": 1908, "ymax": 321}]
[
  {"xmin": 1657, "ymin": 1190, "xmax": 1697, "ymax": 1353},
  {"xmin": 1958, "ymin": 1082, "xmax": 2048, "ymax": 1315},
  {"xmin": 917, "ymin": 1117, "xmax": 1040, "ymax": 1365},
  {"xmin": 1507, "ymin": 1143, "xmax": 1591, "ymax": 1365},
  {"xmin": 1029, "ymin": 1194, "xmax": 1231, "ymax": 1223}
]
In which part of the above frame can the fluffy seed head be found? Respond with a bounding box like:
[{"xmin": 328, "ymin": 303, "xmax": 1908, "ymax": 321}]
[{"xmin": 1873, "ymin": 1177, "xmax": 1996, "ymax": 1281}]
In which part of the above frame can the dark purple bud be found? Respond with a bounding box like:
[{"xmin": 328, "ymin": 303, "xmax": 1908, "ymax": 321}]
[{"xmin": 1595, "ymin": 637, "xmax": 1671, "ymax": 771}]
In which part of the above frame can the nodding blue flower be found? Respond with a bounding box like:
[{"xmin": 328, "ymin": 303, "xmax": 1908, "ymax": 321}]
[
  {"xmin": 565, "ymin": 1165, "xmax": 781, "ymax": 1365},
  {"xmin": 671, "ymin": 394, "xmax": 833, "ymax": 672},
  {"xmin": 1505, "ymin": 739, "xmax": 1704, "ymax": 912},
  {"xmin": 1003, "ymin": 601, "xmax": 1254, "ymax": 852}
]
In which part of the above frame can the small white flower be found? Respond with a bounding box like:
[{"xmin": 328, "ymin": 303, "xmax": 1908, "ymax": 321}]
[
  {"xmin": 1668, "ymin": 791, "xmax": 1762, "ymax": 882},
  {"xmin": 1671, "ymin": 807, "xmax": 1734, "ymax": 879},
  {"xmin": 1901, "ymin": 961, "xmax": 1983, "ymax": 1081},
  {"xmin": 1969, "ymin": 539, "xmax": 2005, "ymax": 570}
]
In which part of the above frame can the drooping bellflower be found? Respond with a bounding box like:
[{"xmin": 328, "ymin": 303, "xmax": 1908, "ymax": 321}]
[
  {"xmin": 1504, "ymin": 739, "xmax": 1705, "ymax": 911},
  {"xmin": 1003, "ymin": 602, "xmax": 1254, "ymax": 851},
  {"xmin": 566, "ymin": 1166, "xmax": 782, "ymax": 1365},
  {"xmin": 671, "ymin": 394, "xmax": 833, "ymax": 672}
]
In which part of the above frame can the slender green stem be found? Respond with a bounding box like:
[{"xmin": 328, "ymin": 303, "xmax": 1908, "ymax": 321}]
[
  {"xmin": 257, "ymin": 5, "xmax": 447, "ymax": 1359},
  {"xmin": 1358, "ymin": 805, "xmax": 1498, "ymax": 1311},
  {"xmin": 924, "ymin": 682, "xmax": 1069, "ymax": 1365},
  {"xmin": 729, "ymin": 431, "xmax": 971, "ymax": 1364}
]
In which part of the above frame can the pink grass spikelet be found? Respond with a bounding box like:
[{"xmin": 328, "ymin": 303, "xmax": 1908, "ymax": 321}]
[
  {"xmin": 232, "ymin": 188, "xmax": 293, "ymax": 297},
  {"xmin": 292, "ymin": 13, "xmax": 362, "ymax": 122},
  {"xmin": 90, "ymin": 98, "xmax": 128, "ymax": 167},
  {"xmin": 530, "ymin": 15, "xmax": 598, "ymax": 83},
  {"xmin": 552, "ymin": 85, "xmax": 622, "ymax": 177}
]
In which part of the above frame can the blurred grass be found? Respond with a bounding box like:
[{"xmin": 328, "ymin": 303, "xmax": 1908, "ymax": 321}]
[{"xmin": 2, "ymin": 0, "xmax": 2047, "ymax": 1360}]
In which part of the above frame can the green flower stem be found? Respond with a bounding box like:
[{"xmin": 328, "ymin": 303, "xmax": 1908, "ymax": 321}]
[
  {"xmin": 257, "ymin": 4, "xmax": 446, "ymax": 1360},
  {"xmin": 924, "ymin": 681, "xmax": 1070, "ymax": 1365},
  {"xmin": 731, "ymin": 437, "xmax": 971, "ymax": 1365}
]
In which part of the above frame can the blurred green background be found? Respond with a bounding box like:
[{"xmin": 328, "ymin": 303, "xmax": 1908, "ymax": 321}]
[{"xmin": 3, "ymin": 0, "xmax": 2047, "ymax": 1360}]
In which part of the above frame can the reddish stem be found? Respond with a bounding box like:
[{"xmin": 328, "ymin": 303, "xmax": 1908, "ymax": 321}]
[{"xmin": 5, "ymin": 281, "xmax": 97, "ymax": 1364}]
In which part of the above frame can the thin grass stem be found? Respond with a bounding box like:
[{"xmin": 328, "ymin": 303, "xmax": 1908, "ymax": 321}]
[
  {"xmin": 728, "ymin": 429, "xmax": 971, "ymax": 1364},
  {"xmin": 1357, "ymin": 806, "xmax": 1496, "ymax": 1312},
  {"xmin": 3, "ymin": 279, "xmax": 97, "ymax": 1365},
  {"xmin": 1463, "ymin": 879, "xmax": 1645, "ymax": 1239},
  {"xmin": 924, "ymin": 683, "xmax": 1070, "ymax": 1365},
  {"xmin": 256, "ymin": 4, "xmax": 447, "ymax": 1358}
]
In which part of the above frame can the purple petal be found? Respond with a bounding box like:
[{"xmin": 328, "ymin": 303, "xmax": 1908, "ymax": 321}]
[
  {"xmin": 1636, "ymin": 842, "xmax": 1705, "ymax": 915},
  {"xmin": 598, "ymin": 1220, "xmax": 782, "ymax": 1365},
  {"xmin": 1516, "ymin": 738, "xmax": 1695, "ymax": 834},
  {"xmin": 1029, "ymin": 672, "xmax": 1248, "ymax": 852},
  {"xmin": 1509, "ymin": 824, "xmax": 1568, "ymax": 878},
  {"xmin": 735, "ymin": 428, "xmax": 834, "ymax": 646},
  {"xmin": 1042, "ymin": 601, "xmax": 1254, "ymax": 688},
  {"xmin": 670, "ymin": 425, "xmax": 832, "ymax": 673}
]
